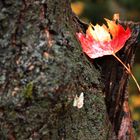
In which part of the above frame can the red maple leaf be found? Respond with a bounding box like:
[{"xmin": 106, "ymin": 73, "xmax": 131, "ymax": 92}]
[{"xmin": 76, "ymin": 15, "xmax": 131, "ymax": 58}]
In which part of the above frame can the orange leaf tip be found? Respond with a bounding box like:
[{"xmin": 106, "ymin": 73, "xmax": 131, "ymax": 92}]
[{"xmin": 113, "ymin": 13, "xmax": 120, "ymax": 21}]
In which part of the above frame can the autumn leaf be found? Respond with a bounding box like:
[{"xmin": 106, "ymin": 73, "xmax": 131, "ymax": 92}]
[
  {"xmin": 76, "ymin": 15, "xmax": 131, "ymax": 58},
  {"xmin": 71, "ymin": 1, "xmax": 85, "ymax": 16}
]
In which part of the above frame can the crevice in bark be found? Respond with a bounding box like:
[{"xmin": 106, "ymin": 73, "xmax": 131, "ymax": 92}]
[{"xmin": 99, "ymin": 21, "xmax": 140, "ymax": 139}]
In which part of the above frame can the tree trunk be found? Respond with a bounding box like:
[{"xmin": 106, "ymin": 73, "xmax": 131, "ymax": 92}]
[{"xmin": 0, "ymin": 0, "xmax": 139, "ymax": 140}]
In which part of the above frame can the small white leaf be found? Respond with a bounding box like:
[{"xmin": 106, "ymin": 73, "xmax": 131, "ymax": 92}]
[{"xmin": 73, "ymin": 92, "xmax": 84, "ymax": 109}]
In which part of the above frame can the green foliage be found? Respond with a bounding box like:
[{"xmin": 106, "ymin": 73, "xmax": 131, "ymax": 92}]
[{"xmin": 117, "ymin": 0, "xmax": 140, "ymax": 10}]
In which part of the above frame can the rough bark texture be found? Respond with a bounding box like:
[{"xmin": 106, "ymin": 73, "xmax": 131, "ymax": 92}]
[
  {"xmin": 0, "ymin": 0, "xmax": 140, "ymax": 140},
  {"xmin": 0, "ymin": 0, "xmax": 108, "ymax": 140}
]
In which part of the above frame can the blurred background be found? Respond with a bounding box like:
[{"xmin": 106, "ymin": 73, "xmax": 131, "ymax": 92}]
[{"xmin": 71, "ymin": 0, "xmax": 140, "ymax": 139}]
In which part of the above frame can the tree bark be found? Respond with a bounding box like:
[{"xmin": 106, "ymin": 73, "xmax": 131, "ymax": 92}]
[{"xmin": 0, "ymin": 0, "xmax": 139, "ymax": 140}]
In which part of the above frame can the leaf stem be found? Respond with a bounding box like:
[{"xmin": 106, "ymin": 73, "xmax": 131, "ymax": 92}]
[{"xmin": 112, "ymin": 53, "xmax": 140, "ymax": 93}]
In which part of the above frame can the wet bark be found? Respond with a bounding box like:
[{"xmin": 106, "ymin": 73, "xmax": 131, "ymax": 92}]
[{"xmin": 0, "ymin": 0, "xmax": 140, "ymax": 140}]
